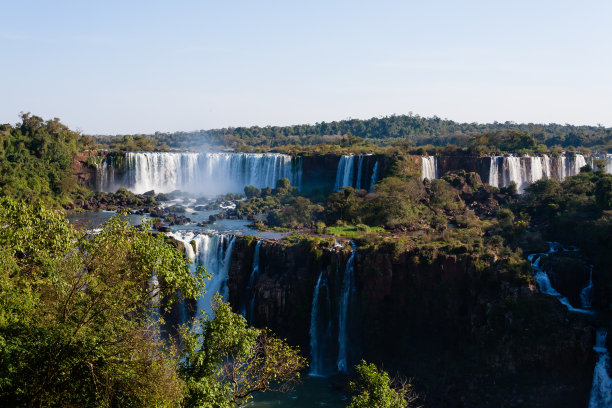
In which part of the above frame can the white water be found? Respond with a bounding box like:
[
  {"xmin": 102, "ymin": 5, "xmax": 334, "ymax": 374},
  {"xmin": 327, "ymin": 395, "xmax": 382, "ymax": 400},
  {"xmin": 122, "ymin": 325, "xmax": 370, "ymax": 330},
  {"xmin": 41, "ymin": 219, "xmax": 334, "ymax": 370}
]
[
  {"xmin": 421, "ymin": 156, "xmax": 438, "ymax": 181},
  {"xmin": 245, "ymin": 241, "xmax": 262, "ymax": 322},
  {"xmin": 168, "ymin": 231, "xmax": 236, "ymax": 316},
  {"xmin": 310, "ymin": 271, "xmax": 332, "ymax": 376},
  {"xmin": 369, "ymin": 162, "xmax": 379, "ymax": 192},
  {"xmin": 488, "ymin": 154, "xmax": 588, "ymax": 193},
  {"xmin": 334, "ymin": 155, "xmax": 355, "ymax": 191},
  {"xmin": 589, "ymin": 329, "xmax": 612, "ymax": 408},
  {"xmin": 334, "ymin": 154, "xmax": 378, "ymax": 191},
  {"xmin": 527, "ymin": 243, "xmax": 593, "ymax": 314},
  {"xmin": 337, "ymin": 242, "xmax": 356, "ymax": 373},
  {"xmin": 98, "ymin": 152, "xmax": 299, "ymax": 196},
  {"xmin": 591, "ymin": 154, "xmax": 612, "ymax": 174}
]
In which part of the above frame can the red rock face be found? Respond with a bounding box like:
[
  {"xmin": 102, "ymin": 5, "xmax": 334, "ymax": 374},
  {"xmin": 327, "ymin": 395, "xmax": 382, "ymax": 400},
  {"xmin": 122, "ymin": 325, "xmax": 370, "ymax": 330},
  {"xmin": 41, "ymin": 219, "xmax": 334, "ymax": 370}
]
[
  {"xmin": 227, "ymin": 237, "xmax": 595, "ymax": 407},
  {"xmin": 72, "ymin": 150, "xmax": 108, "ymax": 189}
]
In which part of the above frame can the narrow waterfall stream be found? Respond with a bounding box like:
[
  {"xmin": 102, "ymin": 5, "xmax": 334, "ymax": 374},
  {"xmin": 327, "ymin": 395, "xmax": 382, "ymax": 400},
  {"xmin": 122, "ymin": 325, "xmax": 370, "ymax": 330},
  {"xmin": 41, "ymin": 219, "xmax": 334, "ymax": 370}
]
[
  {"xmin": 309, "ymin": 271, "xmax": 332, "ymax": 376},
  {"xmin": 244, "ymin": 240, "xmax": 262, "ymax": 322},
  {"xmin": 369, "ymin": 161, "xmax": 379, "ymax": 191},
  {"xmin": 337, "ymin": 242, "xmax": 356, "ymax": 373},
  {"xmin": 334, "ymin": 155, "xmax": 355, "ymax": 191},
  {"xmin": 527, "ymin": 242, "xmax": 612, "ymax": 407}
]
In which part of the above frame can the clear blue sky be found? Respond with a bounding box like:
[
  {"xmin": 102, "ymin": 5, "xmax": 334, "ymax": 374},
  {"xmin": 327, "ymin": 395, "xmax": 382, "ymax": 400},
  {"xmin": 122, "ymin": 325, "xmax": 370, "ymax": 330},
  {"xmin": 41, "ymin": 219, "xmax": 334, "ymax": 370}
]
[{"xmin": 2, "ymin": 0, "xmax": 611, "ymax": 134}]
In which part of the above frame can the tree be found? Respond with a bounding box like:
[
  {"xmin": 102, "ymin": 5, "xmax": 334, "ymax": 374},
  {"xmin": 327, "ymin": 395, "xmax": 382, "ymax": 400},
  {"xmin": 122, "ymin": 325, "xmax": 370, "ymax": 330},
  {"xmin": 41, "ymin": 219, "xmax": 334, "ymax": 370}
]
[
  {"xmin": 347, "ymin": 360, "xmax": 417, "ymax": 408},
  {"xmin": 0, "ymin": 199, "xmax": 205, "ymax": 407},
  {"xmin": 180, "ymin": 295, "xmax": 307, "ymax": 407}
]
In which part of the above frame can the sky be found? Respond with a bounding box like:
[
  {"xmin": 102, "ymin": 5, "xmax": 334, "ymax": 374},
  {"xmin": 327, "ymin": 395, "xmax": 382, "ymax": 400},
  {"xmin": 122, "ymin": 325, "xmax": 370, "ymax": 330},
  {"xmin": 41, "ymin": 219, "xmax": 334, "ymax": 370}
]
[{"xmin": 1, "ymin": 0, "xmax": 611, "ymax": 134}]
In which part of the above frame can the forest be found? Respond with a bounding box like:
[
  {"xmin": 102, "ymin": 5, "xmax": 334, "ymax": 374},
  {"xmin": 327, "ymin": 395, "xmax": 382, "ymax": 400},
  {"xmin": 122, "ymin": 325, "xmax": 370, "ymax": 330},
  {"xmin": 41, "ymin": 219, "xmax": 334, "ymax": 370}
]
[{"xmin": 94, "ymin": 113, "xmax": 612, "ymax": 153}]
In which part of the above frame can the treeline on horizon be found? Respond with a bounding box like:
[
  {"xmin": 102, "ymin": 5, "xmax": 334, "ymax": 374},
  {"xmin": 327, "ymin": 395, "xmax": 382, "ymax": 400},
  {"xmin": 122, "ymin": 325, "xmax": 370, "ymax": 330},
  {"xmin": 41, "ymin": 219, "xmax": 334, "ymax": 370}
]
[{"xmin": 93, "ymin": 113, "xmax": 612, "ymax": 152}]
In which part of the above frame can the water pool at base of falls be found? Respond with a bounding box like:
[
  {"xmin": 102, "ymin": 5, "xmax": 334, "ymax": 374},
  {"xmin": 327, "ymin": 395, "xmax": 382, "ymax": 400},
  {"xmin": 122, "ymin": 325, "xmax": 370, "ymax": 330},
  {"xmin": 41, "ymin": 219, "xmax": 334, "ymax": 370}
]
[{"xmin": 246, "ymin": 376, "xmax": 346, "ymax": 407}]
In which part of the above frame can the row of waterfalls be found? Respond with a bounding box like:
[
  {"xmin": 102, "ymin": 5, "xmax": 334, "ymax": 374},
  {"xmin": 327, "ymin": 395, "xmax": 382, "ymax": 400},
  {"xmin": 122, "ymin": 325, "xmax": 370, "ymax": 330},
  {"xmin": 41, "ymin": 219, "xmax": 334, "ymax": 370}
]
[
  {"xmin": 527, "ymin": 243, "xmax": 611, "ymax": 407},
  {"xmin": 421, "ymin": 154, "xmax": 612, "ymax": 193}
]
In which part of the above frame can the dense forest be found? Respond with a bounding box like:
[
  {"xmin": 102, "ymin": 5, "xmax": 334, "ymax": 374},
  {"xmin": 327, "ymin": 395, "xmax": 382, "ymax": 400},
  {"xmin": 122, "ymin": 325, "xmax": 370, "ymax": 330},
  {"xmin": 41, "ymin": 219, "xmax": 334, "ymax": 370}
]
[{"xmin": 94, "ymin": 113, "xmax": 612, "ymax": 152}]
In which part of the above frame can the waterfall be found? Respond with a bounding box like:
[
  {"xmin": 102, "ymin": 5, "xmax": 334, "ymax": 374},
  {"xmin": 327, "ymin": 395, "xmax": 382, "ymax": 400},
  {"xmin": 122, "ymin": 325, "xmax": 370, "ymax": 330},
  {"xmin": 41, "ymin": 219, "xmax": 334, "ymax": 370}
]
[
  {"xmin": 488, "ymin": 154, "xmax": 590, "ymax": 192},
  {"xmin": 334, "ymin": 155, "xmax": 379, "ymax": 191},
  {"xmin": 592, "ymin": 154, "xmax": 612, "ymax": 174},
  {"xmin": 421, "ymin": 156, "xmax": 438, "ymax": 181},
  {"xmin": 334, "ymin": 155, "xmax": 356, "ymax": 191},
  {"xmin": 369, "ymin": 162, "xmax": 379, "ymax": 192},
  {"xmin": 527, "ymin": 243, "xmax": 593, "ymax": 314},
  {"xmin": 581, "ymin": 266, "xmax": 594, "ymax": 309},
  {"xmin": 337, "ymin": 242, "xmax": 356, "ymax": 373},
  {"xmin": 356, "ymin": 155, "xmax": 364, "ymax": 190},
  {"xmin": 98, "ymin": 152, "xmax": 298, "ymax": 195},
  {"xmin": 489, "ymin": 156, "xmax": 500, "ymax": 188},
  {"xmin": 245, "ymin": 241, "xmax": 262, "ymax": 322},
  {"xmin": 310, "ymin": 271, "xmax": 333, "ymax": 376},
  {"xmin": 168, "ymin": 231, "xmax": 236, "ymax": 316},
  {"xmin": 589, "ymin": 329, "xmax": 612, "ymax": 408}
]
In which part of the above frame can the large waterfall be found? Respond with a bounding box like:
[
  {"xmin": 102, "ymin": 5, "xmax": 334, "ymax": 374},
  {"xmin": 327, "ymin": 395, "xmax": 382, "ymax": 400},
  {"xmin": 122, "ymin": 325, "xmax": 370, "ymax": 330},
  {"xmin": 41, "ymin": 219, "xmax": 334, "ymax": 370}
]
[
  {"xmin": 488, "ymin": 154, "xmax": 589, "ymax": 193},
  {"xmin": 98, "ymin": 152, "xmax": 300, "ymax": 196},
  {"xmin": 334, "ymin": 155, "xmax": 379, "ymax": 191},
  {"xmin": 337, "ymin": 242, "xmax": 356, "ymax": 373},
  {"xmin": 168, "ymin": 231, "xmax": 236, "ymax": 316},
  {"xmin": 421, "ymin": 156, "xmax": 438, "ymax": 181}
]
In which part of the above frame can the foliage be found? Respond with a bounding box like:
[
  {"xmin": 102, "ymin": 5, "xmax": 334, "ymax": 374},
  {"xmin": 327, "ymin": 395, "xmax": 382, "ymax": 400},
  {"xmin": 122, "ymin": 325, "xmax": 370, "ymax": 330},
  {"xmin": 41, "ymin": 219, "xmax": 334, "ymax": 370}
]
[
  {"xmin": 0, "ymin": 113, "xmax": 95, "ymax": 205},
  {"xmin": 93, "ymin": 113, "xmax": 612, "ymax": 152},
  {"xmin": 0, "ymin": 199, "xmax": 203, "ymax": 407},
  {"xmin": 180, "ymin": 295, "xmax": 306, "ymax": 407},
  {"xmin": 348, "ymin": 360, "xmax": 416, "ymax": 408}
]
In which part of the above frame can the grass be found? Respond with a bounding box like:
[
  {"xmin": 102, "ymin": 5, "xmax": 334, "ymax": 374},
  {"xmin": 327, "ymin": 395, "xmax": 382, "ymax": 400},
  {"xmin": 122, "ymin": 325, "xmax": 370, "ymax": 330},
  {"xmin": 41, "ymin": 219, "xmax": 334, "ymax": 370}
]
[{"xmin": 324, "ymin": 223, "xmax": 385, "ymax": 239}]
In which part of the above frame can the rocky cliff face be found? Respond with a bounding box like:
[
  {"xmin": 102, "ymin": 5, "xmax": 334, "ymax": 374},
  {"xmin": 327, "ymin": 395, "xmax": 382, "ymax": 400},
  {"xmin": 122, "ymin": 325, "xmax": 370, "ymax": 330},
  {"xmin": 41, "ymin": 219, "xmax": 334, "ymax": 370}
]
[
  {"xmin": 227, "ymin": 236, "xmax": 595, "ymax": 408},
  {"xmin": 72, "ymin": 150, "xmax": 108, "ymax": 189}
]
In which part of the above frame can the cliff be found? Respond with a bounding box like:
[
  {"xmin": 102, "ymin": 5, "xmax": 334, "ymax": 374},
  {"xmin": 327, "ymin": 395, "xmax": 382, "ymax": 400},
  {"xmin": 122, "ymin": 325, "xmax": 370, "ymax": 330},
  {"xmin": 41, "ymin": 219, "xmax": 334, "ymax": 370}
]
[{"xmin": 227, "ymin": 236, "xmax": 596, "ymax": 408}]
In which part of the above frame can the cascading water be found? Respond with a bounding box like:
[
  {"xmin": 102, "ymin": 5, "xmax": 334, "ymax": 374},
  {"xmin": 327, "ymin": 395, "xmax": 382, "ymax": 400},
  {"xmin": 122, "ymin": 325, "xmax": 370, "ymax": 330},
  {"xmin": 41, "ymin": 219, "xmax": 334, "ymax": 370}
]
[
  {"xmin": 487, "ymin": 154, "xmax": 587, "ymax": 192},
  {"xmin": 310, "ymin": 271, "xmax": 333, "ymax": 376},
  {"xmin": 337, "ymin": 242, "xmax": 356, "ymax": 373},
  {"xmin": 244, "ymin": 240, "xmax": 262, "ymax": 322},
  {"xmin": 489, "ymin": 156, "xmax": 500, "ymax": 188},
  {"xmin": 334, "ymin": 155, "xmax": 355, "ymax": 191},
  {"xmin": 168, "ymin": 231, "xmax": 236, "ymax": 316},
  {"xmin": 588, "ymin": 329, "xmax": 612, "ymax": 408},
  {"xmin": 421, "ymin": 156, "xmax": 438, "ymax": 181},
  {"xmin": 527, "ymin": 242, "xmax": 612, "ymax": 406},
  {"xmin": 581, "ymin": 266, "xmax": 594, "ymax": 310},
  {"xmin": 98, "ymin": 152, "xmax": 299, "ymax": 195},
  {"xmin": 527, "ymin": 243, "xmax": 592, "ymax": 314},
  {"xmin": 334, "ymin": 154, "xmax": 378, "ymax": 191},
  {"xmin": 355, "ymin": 155, "xmax": 364, "ymax": 191},
  {"xmin": 369, "ymin": 162, "xmax": 379, "ymax": 192}
]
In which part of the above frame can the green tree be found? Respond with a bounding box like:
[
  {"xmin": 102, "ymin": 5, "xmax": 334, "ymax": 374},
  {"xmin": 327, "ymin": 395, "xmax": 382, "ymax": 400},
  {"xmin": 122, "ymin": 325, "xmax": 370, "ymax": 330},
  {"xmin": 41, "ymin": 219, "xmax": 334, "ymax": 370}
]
[
  {"xmin": 0, "ymin": 199, "xmax": 205, "ymax": 407},
  {"xmin": 180, "ymin": 295, "xmax": 307, "ymax": 407},
  {"xmin": 347, "ymin": 360, "xmax": 416, "ymax": 408}
]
